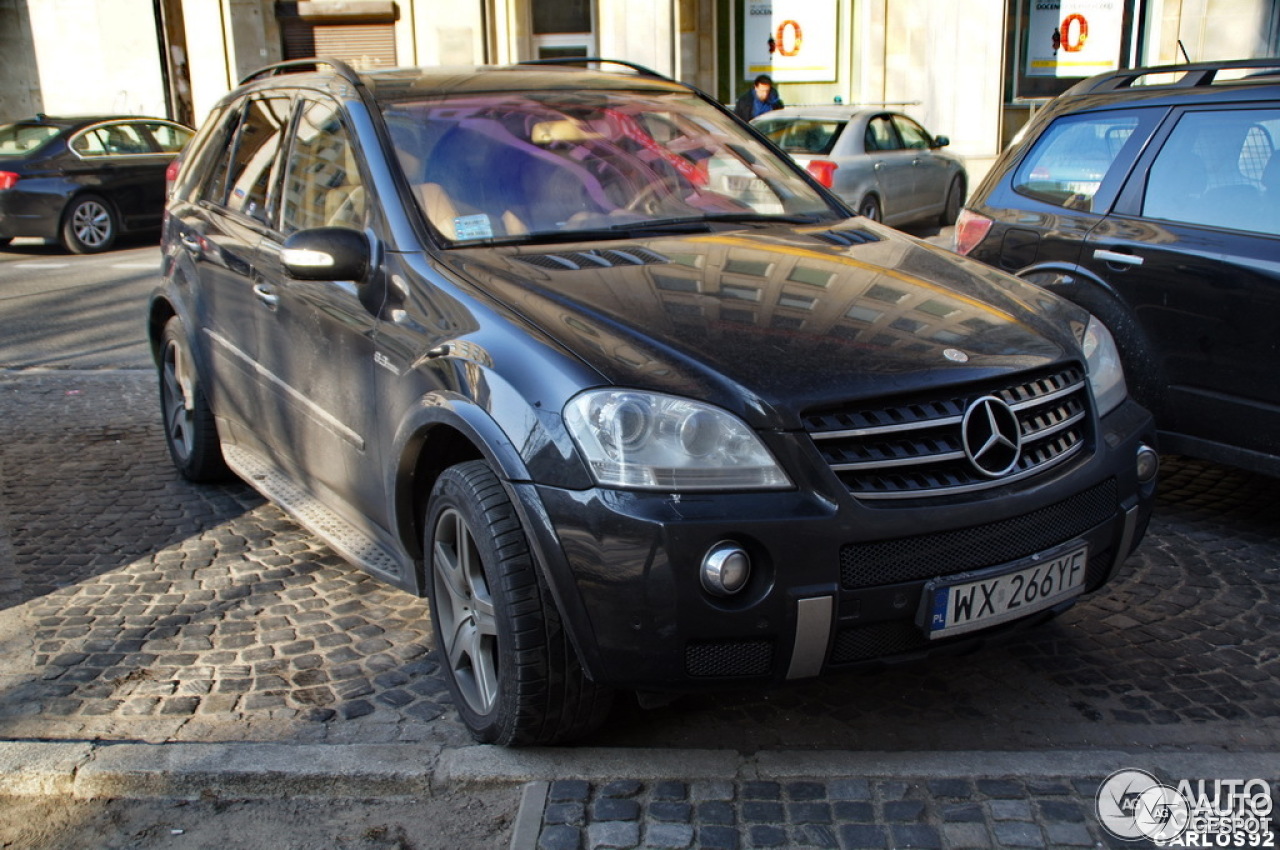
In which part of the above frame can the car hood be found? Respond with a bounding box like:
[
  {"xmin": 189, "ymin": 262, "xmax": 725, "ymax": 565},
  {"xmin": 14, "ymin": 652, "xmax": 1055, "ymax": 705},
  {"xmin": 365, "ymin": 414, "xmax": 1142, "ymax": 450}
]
[{"xmin": 442, "ymin": 221, "xmax": 1088, "ymax": 429}]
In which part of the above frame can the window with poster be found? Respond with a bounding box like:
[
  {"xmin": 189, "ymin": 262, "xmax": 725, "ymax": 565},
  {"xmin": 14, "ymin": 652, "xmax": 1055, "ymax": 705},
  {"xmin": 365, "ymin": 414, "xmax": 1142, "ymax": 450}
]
[{"xmin": 1002, "ymin": 0, "xmax": 1139, "ymax": 147}]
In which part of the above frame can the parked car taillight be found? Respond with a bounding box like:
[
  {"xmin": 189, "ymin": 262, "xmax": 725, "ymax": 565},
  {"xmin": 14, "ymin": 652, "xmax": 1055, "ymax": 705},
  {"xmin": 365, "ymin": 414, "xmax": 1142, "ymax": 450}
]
[
  {"xmin": 0, "ymin": 172, "xmax": 19, "ymax": 190},
  {"xmin": 165, "ymin": 158, "xmax": 182, "ymax": 196},
  {"xmin": 806, "ymin": 160, "xmax": 838, "ymax": 188},
  {"xmin": 954, "ymin": 208, "xmax": 994, "ymax": 256}
]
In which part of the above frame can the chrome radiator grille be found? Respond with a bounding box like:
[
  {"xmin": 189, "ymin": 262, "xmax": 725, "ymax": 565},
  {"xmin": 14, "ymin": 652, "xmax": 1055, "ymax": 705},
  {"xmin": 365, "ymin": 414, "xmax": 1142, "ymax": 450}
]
[{"xmin": 805, "ymin": 366, "xmax": 1092, "ymax": 499}]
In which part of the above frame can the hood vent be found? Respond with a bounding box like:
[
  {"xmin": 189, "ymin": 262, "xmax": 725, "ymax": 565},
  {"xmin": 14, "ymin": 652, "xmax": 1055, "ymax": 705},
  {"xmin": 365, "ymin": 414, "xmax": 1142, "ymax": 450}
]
[
  {"xmin": 812, "ymin": 229, "xmax": 882, "ymax": 248},
  {"xmin": 515, "ymin": 247, "xmax": 669, "ymax": 271}
]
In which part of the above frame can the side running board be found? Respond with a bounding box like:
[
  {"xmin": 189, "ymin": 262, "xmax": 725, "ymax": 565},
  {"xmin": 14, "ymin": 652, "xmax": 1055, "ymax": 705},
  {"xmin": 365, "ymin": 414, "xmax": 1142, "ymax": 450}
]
[{"xmin": 222, "ymin": 443, "xmax": 404, "ymax": 581}]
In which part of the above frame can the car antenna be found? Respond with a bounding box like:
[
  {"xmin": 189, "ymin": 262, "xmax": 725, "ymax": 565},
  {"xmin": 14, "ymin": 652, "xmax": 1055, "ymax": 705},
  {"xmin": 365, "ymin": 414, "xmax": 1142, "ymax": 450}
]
[{"xmin": 1178, "ymin": 40, "xmax": 1192, "ymax": 63}]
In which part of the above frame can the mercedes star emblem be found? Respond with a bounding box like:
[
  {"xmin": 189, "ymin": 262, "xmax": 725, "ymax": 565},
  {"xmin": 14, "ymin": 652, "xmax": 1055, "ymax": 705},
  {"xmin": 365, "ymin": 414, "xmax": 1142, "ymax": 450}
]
[{"xmin": 962, "ymin": 395, "xmax": 1022, "ymax": 477}]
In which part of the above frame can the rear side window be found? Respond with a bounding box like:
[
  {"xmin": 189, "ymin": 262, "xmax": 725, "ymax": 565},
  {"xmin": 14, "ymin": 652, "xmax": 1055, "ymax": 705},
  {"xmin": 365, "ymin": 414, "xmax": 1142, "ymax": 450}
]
[
  {"xmin": 223, "ymin": 97, "xmax": 292, "ymax": 223},
  {"xmin": 1142, "ymin": 108, "xmax": 1280, "ymax": 235},
  {"xmin": 72, "ymin": 123, "xmax": 151, "ymax": 156},
  {"xmin": 865, "ymin": 116, "xmax": 900, "ymax": 152},
  {"xmin": 1013, "ymin": 110, "xmax": 1155, "ymax": 212}
]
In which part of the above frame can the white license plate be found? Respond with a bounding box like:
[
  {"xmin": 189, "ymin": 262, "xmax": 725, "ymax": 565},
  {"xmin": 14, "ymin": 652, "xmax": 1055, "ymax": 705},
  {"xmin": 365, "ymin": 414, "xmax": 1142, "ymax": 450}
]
[{"xmin": 923, "ymin": 544, "xmax": 1088, "ymax": 639}]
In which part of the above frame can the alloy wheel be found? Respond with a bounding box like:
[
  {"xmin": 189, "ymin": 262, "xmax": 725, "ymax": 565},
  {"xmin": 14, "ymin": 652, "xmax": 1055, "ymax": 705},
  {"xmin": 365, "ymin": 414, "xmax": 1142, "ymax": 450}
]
[{"xmin": 432, "ymin": 506, "xmax": 500, "ymax": 715}]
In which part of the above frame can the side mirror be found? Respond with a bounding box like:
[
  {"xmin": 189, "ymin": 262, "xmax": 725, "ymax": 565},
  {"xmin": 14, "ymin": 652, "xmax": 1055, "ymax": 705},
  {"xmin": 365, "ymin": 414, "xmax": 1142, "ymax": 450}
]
[
  {"xmin": 932, "ymin": 135, "xmax": 951, "ymax": 149},
  {"xmin": 281, "ymin": 227, "xmax": 370, "ymax": 282}
]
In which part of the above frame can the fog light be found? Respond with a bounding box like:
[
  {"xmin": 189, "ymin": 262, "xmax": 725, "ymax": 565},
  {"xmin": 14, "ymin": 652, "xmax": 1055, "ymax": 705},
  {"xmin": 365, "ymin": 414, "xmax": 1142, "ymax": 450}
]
[
  {"xmin": 1136, "ymin": 444, "xmax": 1159, "ymax": 484},
  {"xmin": 701, "ymin": 543, "xmax": 750, "ymax": 597}
]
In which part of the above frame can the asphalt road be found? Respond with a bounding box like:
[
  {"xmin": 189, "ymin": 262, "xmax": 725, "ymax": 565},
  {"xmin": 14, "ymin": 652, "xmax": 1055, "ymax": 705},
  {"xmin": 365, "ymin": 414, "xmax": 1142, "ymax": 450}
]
[{"xmin": 0, "ymin": 235, "xmax": 160, "ymax": 369}]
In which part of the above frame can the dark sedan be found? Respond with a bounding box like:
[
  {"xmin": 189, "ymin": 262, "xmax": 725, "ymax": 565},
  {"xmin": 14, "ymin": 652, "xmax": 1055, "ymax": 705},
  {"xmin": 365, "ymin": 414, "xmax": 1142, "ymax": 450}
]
[{"xmin": 0, "ymin": 115, "xmax": 192, "ymax": 253}]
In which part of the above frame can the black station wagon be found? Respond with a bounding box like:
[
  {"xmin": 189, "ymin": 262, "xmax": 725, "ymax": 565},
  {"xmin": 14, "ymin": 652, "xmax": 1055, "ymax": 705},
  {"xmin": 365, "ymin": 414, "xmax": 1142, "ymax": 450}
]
[
  {"xmin": 958, "ymin": 59, "xmax": 1280, "ymax": 477},
  {"xmin": 151, "ymin": 59, "xmax": 1159, "ymax": 745}
]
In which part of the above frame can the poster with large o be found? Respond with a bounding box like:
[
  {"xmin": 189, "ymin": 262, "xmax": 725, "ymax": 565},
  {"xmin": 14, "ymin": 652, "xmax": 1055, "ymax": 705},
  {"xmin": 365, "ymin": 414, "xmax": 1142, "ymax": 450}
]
[
  {"xmin": 1026, "ymin": 0, "xmax": 1124, "ymax": 77},
  {"xmin": 743, "ymin": 0, "xmax": 838, "ymax": 83}
]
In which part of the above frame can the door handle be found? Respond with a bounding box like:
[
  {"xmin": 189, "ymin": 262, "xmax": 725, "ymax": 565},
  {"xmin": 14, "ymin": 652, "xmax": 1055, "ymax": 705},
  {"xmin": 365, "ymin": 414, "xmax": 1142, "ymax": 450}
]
[
  {"xmin": 253, "ymin": 282, "xmax": 279, "ymax": 307},
  {"xmin": 1093, "ymin": 249, "xmax": 1144, "ymax": 267}
]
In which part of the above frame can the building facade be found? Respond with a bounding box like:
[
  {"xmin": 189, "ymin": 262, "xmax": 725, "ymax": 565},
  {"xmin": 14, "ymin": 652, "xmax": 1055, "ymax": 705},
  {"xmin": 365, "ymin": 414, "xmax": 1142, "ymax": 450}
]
[{"xmin": 3, "ymin": 0, "xmax": 1278, "ymax": 184}]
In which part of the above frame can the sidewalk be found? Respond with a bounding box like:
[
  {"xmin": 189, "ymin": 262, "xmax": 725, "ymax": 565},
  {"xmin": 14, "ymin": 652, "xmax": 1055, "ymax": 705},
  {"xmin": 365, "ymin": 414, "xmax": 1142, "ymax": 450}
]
[{"xmin": 4, "ymin": 740, "xmax": 1277, "ymax": 848}]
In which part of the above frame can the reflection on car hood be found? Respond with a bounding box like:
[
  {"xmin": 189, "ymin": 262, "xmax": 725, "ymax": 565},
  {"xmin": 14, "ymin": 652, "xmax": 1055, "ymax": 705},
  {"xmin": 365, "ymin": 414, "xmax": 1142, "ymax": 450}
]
[{"xmin": 444, "ymin": 220, "xmax": 1086, "ymax": 427}]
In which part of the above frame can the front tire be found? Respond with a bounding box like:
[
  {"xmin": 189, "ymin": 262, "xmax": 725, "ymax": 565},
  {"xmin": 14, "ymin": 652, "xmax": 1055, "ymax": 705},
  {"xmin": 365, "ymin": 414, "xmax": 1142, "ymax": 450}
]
[
  {"xmin": 62, "ymin": 194, "xmax": 118, "ymax": 253},
  {"xmin": 159, "ymin": 317, "xmax": 229, "ymax": 481},
  {"xmin": 426, "ymin": 460, "xmax": 613, "ymax": 746}
]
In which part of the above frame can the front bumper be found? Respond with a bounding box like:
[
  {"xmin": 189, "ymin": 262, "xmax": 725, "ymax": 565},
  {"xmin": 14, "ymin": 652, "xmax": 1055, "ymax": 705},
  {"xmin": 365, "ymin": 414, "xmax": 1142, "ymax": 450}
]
[{"xmin": 515, "ymin": 399, "xmax": 1156, "ymax": 691}]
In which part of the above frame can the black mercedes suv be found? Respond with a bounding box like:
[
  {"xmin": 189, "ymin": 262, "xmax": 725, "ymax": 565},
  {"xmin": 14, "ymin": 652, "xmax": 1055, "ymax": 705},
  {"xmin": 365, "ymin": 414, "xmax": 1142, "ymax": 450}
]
[
  {"xmin": 958, "ymin": 59, "xmax": 1280, "ymax": 477},
  {"xmin": 151, "ymin": 58, "xmax": 1158, "ymax": 745}
]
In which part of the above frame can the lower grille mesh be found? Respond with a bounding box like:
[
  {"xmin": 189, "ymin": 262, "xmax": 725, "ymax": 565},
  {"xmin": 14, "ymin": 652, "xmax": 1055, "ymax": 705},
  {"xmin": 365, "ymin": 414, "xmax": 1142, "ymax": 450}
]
[
  {"xmin": 685, "ymin": 640, "xmax": 774, "ymax": 678},
  {"xmin": 840, "ymin": 479, "xmax": 1117, "ymax": 589}
]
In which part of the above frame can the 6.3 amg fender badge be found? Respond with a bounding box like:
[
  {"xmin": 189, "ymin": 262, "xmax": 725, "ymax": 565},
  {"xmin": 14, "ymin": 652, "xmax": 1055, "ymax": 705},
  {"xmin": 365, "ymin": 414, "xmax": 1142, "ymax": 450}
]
[{"xmin": 962, "ymin": 395, "xmax": 1022, "ymax": 477}]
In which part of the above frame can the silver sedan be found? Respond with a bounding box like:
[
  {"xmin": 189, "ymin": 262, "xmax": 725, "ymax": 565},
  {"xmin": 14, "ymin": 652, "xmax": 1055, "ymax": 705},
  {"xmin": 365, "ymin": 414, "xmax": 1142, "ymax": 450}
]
[{"xmin": 753, "ymin": 107, "xmax": 967, "ymax": 227}]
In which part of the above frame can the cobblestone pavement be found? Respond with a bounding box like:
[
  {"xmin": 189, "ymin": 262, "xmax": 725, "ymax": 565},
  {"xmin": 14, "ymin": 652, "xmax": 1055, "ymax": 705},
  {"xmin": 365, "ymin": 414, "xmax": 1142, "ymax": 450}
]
[
  {"xmin": 2, "ymin": 370, "xmax": 1279, "ymax": 752},
  {"xmin": 3, "ymin": 370, "xmax": 1280, "ymax": 848},
  {"xmin": 526, "ymin": 776, "xmax": 1155, "ymax": 850}
]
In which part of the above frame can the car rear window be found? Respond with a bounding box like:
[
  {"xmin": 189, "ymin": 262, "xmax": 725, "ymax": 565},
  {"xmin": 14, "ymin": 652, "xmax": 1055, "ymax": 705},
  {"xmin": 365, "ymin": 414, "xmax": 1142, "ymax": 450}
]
[
  {"xmin": 1013, "ymin": 111, "xmax": 1154, "ymax": 212},
  {"xmin": 753, "ymin": 118, "xmax": 844, "ymax": 155},
  {"xmin": 0, "ymin": 123, "xmax": 61, "ymax": 156}
]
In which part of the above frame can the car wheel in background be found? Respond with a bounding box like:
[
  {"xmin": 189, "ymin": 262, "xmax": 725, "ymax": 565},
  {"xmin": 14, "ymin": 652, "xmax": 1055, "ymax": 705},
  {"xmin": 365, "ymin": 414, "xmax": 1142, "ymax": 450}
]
[
  {"xmin": 62, "ymin": 194, "xmax": 117, "ymax": 253},
  {"xmin": 941, "ymin": 175, "xmax": 965, "ymax": 226},
  {"xmin": 426, "ymin": 460, "xmax": 613, "ymax": 746},
  {"xmin": 858, "ymin": 194, "xmax": 882, "ymax": 222},
  {"xmin": 159, "ymin": 317, "xmax": 230, "ymax": 481}
]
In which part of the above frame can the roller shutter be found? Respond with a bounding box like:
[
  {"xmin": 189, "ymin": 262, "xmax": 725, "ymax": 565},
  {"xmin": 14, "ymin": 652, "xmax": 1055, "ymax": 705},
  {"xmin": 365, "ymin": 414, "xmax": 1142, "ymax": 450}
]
[{"xmin": 281, "ymin": 19, "xmax": 396, "ymax": 69}]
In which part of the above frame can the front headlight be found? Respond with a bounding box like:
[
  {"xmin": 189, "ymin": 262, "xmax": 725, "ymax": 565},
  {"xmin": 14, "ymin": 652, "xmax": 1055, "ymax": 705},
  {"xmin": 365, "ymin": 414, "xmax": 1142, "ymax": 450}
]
[
  {"xmin": 563, "ymin": 390, "xmax": 792, "ymax": 491},
  {"xmin": 1080, "ymin": 315, "xmax": 1127, "ymax": 416}
]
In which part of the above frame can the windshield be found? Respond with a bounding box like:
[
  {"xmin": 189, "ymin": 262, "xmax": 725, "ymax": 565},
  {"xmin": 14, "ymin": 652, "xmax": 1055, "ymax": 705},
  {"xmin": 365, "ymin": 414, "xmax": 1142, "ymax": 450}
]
[
  {"xmin": 381, "ymin": 90, "xmax": 837, "ymax": 244},
  {"xmin": 0, "ymin": 123, "xmax": 62, "ymax": 157},
  {"xmin": 753, "ymin": 118, "xmax": 845, "ymax": 156}
]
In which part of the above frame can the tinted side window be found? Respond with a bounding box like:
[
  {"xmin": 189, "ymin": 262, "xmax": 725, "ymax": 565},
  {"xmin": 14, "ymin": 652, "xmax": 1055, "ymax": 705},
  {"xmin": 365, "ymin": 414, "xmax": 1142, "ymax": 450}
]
[
  {"xmin": 893, "ymin": 116, "xmax": 932, "ymax": 150},
  {"xmin": 223, "ymin": 97, "xmax": 292, "ymax": 223},
  {"xmin": 865, "ymin": 116, "xmax": 899, "ymax": 152},
  {"xmin": 72, "ymin": 123, "xmax": 149, "ymax": 157},
  {"xmin": 280, "ymin": 98, "xmax": 366, "ymax": 234},
  {"xmin": 142, "ymin": 122, "xmax": 192, "ymax": 153},
  {"xmin": 1013, "ymin": 111, "xmax": 1153, "ymax": 212},
  {"xmin": 1143, "ymin": 109, "xmax": 1280, "ymax": 236}
]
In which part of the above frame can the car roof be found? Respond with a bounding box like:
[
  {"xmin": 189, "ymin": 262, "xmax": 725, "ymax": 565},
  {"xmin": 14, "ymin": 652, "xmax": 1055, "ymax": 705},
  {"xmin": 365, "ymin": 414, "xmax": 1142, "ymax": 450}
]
[
  {"xmin": 751, "ymin": 106, "xmax": 883, "ymax": 121},
  {"xmin": 4, "ymin": 115, "xmax": 184, "ymax": 132},
  {"xmin": 234, "ymin": 61, "xmax": 693, "ymax": 105},
  {"xmin": 1047, "ymin": 58, "xmax": 1280, "ymax": 114}
]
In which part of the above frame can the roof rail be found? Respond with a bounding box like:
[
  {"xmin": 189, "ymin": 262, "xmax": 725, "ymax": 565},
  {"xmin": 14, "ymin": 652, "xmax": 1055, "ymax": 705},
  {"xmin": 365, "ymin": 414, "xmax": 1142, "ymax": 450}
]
[
  {"xmin": 513, "ymin": 57, "xmax": 669, "ymax": 80},
  {"xmin": 238, "ymin": 57, "xmax": 364, "ymax": 88},
  {"xmin": 1082, "ymin": 57, "xmax": 1280, "ymax": 93}
]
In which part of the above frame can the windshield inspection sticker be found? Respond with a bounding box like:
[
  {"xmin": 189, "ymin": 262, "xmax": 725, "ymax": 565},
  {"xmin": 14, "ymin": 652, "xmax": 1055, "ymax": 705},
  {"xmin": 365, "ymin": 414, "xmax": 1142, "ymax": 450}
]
[
  {"xmin": 1096, "ymin": 768, "xmax": 1275, "ymax": 846},
  {"xmin": 453, "ymin": 214, "xmax": 493, "ymax": 240}
]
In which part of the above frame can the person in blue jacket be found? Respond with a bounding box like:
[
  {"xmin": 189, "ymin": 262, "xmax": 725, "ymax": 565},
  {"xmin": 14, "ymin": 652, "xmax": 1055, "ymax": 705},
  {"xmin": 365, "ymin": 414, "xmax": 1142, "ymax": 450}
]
[{"xmin": 734, "ymin": 74, "xmax": 784, "ymax": 121}]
